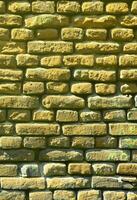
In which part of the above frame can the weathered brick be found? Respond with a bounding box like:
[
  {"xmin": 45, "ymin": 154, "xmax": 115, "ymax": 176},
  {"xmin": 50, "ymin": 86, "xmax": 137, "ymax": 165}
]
[
  {"xmin": 57, "ymin": 1, "xmax": 80, "ymax": 13},
  {"xmin": 0, "ymin": 28, "xmax": 9, "ymax": 40},
  {"xmin": 23, "ymin": 82, "xmax": 44, "ymax": 94},
  {"xmin": 127, "ymin": 192, "xmax": 137, "ymax": 200},
  {"xmin": 0, "ymin": 1, "xmax": 5, "ymax": 13},
  {"xmin": 76, "ymin": 42, "xmax": 120, "ymax": 54},
  {"xmin": 44, "ymin": 163, "xmax": 66, "ymax": 176},
  {"xmin": 26, "ymin": 68, "xmax": 70, "ymax": 81},
  {"xmin": 88, "ymin": 96, "xmax": 132, "ymax": 109},
  {"xmin": 106, "ymin": 3, "xmax": 128, "ymax": 14},
  {"xmin": 56, "ymin": 110, "xmax": 78, "ymax": 122},
  {"xmin": 0, "ymin": 41, "xmax": 26, "ymax": 54},
  {"xmin": 80, "ymin": 111, "xmax": 101, "ymax": 122},
  {"xmin": 120, "ymin": 137, "xmax": 137, "ymax": 149},
  {"xmin": 33, "ymin": 110, "xmax": 54, "ymax": 122},
  {"xmin": 121, "ymin": 16, "xmax": 137, "ymax": 27},
  {"xmin": 86, "ymin": 150, "xmax": 129, "ymax": 161},
  {"xmin": 0, "ymin": 14, "xmax": 22, "ymax": 27},
  {"xmin": 24, "ymin": 137, "xmax": 46, "ymax": 149},
  {"xmin": 32, "ymin": 1, "xmax": 55, "ymax": 14},
  {"xmin": 63, "ymin": 55, "xmax": 94, "ymax": 67},
  {"xmin": 104, "ymin": 191, "xmax": 126, "ymax": 200},
  {"xmin": 28, "ymin": 41, "xmax": 73, "ymax": 54},
  {"xmin": 109, "ymin": 123, "xmax": 137, "ymax": 135},
  {"xmin": 78, "ymin": 190, "xmax": 101, "ymax": 200},
  {"xmin": 71, "ymin": 83, "xmax": 92, "ymax": 94},
  {"xmin": 128, "ymin": 109, "xmax": 137, "ymax": 120},
  {"xmin": 92, "ymin": 176, "xmax": 135, "ymax": 189},
  {"xmin": 121, "ymin": 83, "xmax": 137, "ymax": 94},
  {"xmin": 43, "ymin": 95, "xmax": 85, "ymax": 109},
  {"xmin": 48, "ymin": 136, "xmax": 70, "ymax": 148},
  {"xmin": 117, "ymin": 163, "xmax": 137, "ymax": 176},
  {"xmin": 111, "ymin": 28, "xmax": 134, "ymax": 41},
  {"xmin": 82, "ymin": 2, "xmax": 104, "ymax": 14},
  {"xmin": 0, "ymin": 110, "xmax": 6, "ymax": 122},
  {"xmin": 103, "ymin": 110, "xmax": 126, "ymax": 122},
  {"xmin": 8, "ymin": 1, "xmax": 31, "ymax": 13},
  {"xmin": 95, "ymin": 83, "xmax": 116, "ymax": 95},
  {"xmin": 132, "ymin": 150, "xmax": 137, "ymax": 161},
  {"xmin": 25, "ymin": 14, "xmax": 69, "ymax": 28},
  {"xmin": 95, "ymin": 136, "xmax": 117, "ymax": 148},
  {"xmin": 0, "ymin": 191, "xmax": 25, "ymax": 200},
  {"xmin": 119, "ymin": 54, "xmax": 137, "ymax": 66},
  {"xmin": 86, "ymin": 29, "xmax": 107, "ymax": 40},
  {"xmin": 29, "ymin": 192, "xmax": 52, "ymax": 200},
  {"xmin": 72, "ymin": 137, "xmax": 94, "ymax": 149},
  {"xmin": 54, "ymin": 190, "xmax": 76, "ymax": 200},
  {"xmin": 46, "ymin": 82, "xmax": 69, "ymax": 94},
  {"xmin": 41, "ymin": 56, "xmax": 62, "ymax": 67},
  {"xmin": 74, "ymin": 70, "xmax": 116, "ymax": 82},
  {"xmin": 73, "ymin": 15, "xmax": 117, "ymax": 28},
  {"xmin": 0, "ymin": 83, "xmax": 21, "ymax": 94},
  {"xmin": 0, "ymin": 55, "xmax": 16, "ymax": 68},
  {"xmin": 0, "ymin": 136, "xmax": 22, "ymax": 149},
  {"xmin": 61, "ymin": 28, "xmax": 83, "ymax": 40},
  {"xmin": 131, "ymin": 1, "xmax": 137, "ymax": 14},
  {"xmin": 63, "ymin": 124, "xmax": 107, "ymax": 136},
  {"xmin": 93, "ymin": 163, "xmax": 115, "ymax": 176},
  {"xmin": 1, "ymin": 177, "xmax": 45, "ymax": 190},
  {"xmin": 8, "ymin": 109, "xmax": 30, "ymax": 122},
  {"xmin": 0, "ymin": 69, "xmax": 23, "ymax": 81},
  {"xmin": 39, "ymin": 150, "xmax": 83, "ymax": 161},
  {"xmin": 47, "ymin": 177, "xmax": 90, "ymax": 189},
  {"xmin": 0, "ymin": 124, "xmax": 14, "ymax": 135},
  {"xmin": 16, "ymin": 123, "xmax": 60, "ymax": 136},
  {"xmin": 123, "ymin": 43, "xmax": 137, "ymax": 53},
  {"xmin": 0, "ymin": 164, "xmax": 17, "ymax": 176},
  {"xmin": 17, "ymin": 54, "xmax": 39, "ymax": 66},
  {"xmin": 96, "ymin": 55, "xmax": 117, "ymax": 67},
  {"xmin": 120, "ymin": 69, "xmax": 137, "ymax": 80},
  {"xmin": 68, "ymin": 163, "xmax": 92, "ymax": 175},
  {"xmin": 0, "ymin": 149, "xmax": 34, "ymax": 161},
  {"xmin": 11, "ymin": 28, "xmax": 33, "ymax": 41},
  {"xmin": 0, "ymin": 96, "xmax": 39, "ymax": 109}
]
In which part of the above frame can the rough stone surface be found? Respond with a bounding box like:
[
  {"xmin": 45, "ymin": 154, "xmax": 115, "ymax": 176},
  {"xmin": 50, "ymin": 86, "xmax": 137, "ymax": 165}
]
[{"xmin": 0, "ymin": 1, "xmax": 137, "ymax": 199}]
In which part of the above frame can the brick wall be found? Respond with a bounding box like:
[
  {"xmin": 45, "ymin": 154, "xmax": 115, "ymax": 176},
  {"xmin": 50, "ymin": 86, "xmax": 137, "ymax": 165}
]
[{"xmin": 0, "ymin": 0, "xmax": 137, "ymax": 199}]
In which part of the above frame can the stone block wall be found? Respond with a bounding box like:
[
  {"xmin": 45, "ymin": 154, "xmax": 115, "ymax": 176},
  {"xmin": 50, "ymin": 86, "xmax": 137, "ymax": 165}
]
[{"xmin": 0, "ymin": 0, "xmax": 137, "ymax": 199}]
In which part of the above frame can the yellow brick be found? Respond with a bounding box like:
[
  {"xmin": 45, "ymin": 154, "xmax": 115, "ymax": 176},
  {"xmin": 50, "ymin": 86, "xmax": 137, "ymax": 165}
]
[
  {"xmin": 56, "ymin": 110, "xmax": 78, "ymax": 122},
  {"xmin": 46, "ymin": 82, "xmax": 69, "ymax": 94},
  {"xmin": 11, "ymin": 28, "xmax": 33, "ymax": 40},
  {"xmin": 23, "ymin": 82, "xmax": 44, "ymax": 94},
  {"xmin": 106, "ymin": 3, "xmax": 128, "ymax": 14},
  {"xmin": 1, "ymin": 177, "xmax": 45, "ymax": 189},
  {"xmin": 8, "ymin": 1, "xmax": 30, "ymax": 13},
  {"xmin": 68, "ymin": 163, "xmax": 91, "ymax": 175},
  {"xmin": 29, "ymin": 192, "xmax": 52, "ymax": 200},
  {"xmin": 57, "ymin": 1, "xmax": 80, "ymax": 13},
  {"xmin": 32, "ymin": 1, "xmax": 55, "ymax": 13},
  {"xmin": 33, "ymin": 110, "xmax": 54, "ymax": 121},
  {"xmin": 82, "ymin": 2, "xmax": 104, "ymax": 14},
  {"xmin": 95, "ymin": 83, "xmax": 116, "ymax": 95},
  {"xmin": 61, "ymin": 28, "xmax": 83, "ymax": 40},
  {"xmin": 0, "ymin": 136, "xmax": 22, "ymax": 149},
  {"xmin": 71, "ymin": 83, "xmax": 92, "ymax": 94},
  {"xmin": 0, "ymin": 164, "xmax": 17, "ymax": 176}
]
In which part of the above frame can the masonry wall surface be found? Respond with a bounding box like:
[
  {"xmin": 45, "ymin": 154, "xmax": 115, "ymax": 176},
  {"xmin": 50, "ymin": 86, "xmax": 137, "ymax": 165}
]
[{"xmin": 1, "ymin": 0, "xmax": 137, "ymax": 199}]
